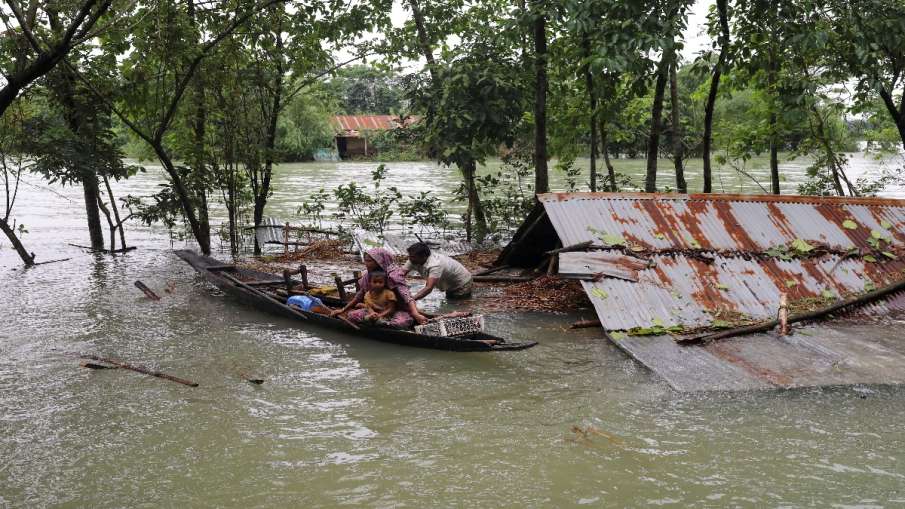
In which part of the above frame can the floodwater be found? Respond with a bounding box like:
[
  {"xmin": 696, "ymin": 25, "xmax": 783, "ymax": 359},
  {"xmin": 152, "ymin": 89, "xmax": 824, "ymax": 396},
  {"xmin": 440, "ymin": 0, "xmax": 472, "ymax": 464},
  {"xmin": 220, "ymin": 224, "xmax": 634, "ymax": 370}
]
[{"xmin": 2, "ymin": 155, "xmax": 905, "ymax": 507}]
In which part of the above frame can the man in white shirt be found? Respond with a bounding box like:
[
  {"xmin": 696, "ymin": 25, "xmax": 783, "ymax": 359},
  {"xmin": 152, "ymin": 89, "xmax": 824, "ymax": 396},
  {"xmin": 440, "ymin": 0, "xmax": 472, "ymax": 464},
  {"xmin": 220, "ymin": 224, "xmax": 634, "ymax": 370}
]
[{"xmin": 404, "ymin": 242, "xmax": 473, "ymax": 300}]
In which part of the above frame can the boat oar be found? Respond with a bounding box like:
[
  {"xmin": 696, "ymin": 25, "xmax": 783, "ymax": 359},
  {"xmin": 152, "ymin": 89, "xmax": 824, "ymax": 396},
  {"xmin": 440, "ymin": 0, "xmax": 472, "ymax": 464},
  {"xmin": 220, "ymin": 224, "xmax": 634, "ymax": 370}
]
[
  {"xmin": 221, "ymin": 272, "xmax": 308, "ymax": 321},
  {"xmin": 80, "ymin": 354, "xmax": 198, "ymax": 387}
]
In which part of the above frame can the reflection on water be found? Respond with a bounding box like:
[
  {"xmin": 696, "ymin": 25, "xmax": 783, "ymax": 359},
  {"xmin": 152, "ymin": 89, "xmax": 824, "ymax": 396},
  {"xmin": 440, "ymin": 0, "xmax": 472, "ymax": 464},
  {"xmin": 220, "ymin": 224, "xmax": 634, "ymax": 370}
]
[{"xmin": 1, "ymin": 157, "xmax": 904, "ymax": 506}]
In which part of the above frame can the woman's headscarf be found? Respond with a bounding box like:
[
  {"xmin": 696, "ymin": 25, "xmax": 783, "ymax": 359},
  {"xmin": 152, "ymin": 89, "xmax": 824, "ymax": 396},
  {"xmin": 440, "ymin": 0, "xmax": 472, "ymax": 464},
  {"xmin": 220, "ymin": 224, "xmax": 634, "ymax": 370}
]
[{"xmin": 356, "ymin": 247, "xmax": 413, "ymax": 303}]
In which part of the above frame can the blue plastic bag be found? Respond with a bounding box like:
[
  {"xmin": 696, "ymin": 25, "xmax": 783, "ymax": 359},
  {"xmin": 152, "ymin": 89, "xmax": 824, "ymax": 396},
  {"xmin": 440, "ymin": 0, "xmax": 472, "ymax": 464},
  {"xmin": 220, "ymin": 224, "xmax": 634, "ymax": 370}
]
[{"xmin": 286, "ymin": 294, "xmax": 325, "ymax": 312}]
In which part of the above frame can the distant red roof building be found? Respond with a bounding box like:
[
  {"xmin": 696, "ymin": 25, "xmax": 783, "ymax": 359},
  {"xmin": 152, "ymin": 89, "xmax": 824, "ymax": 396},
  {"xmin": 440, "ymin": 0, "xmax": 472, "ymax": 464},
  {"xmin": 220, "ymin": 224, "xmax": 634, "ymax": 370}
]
[
  {"xmin": 330, "ymin": 115, "xmax": 419, "ymax": 159},
  {"xmin": 331, "ymin": 115, "xmax": 418, "ymax": 135}
]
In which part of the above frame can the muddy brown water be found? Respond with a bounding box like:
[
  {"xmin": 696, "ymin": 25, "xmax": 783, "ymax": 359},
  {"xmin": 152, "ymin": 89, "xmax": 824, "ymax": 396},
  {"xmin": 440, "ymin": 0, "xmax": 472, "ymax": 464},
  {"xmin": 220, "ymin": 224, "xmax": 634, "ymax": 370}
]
[{"xmin": 2, "ymin": 158, "xmax": 904, "ymax": 506}]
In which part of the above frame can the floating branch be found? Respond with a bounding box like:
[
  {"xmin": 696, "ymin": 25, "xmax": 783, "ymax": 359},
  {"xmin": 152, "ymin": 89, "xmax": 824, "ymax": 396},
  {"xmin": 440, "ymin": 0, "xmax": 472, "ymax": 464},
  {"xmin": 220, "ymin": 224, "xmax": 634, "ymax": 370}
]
[{"xmin": 80, "ymin": 354, "xmax": 198, "ymax": 387}]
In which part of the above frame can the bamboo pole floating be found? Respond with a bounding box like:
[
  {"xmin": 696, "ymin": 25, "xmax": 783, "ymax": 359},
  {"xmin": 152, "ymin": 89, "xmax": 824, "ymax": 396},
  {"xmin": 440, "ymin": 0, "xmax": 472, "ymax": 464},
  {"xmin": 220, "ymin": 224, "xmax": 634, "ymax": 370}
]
[
  {"xmin": 80, "ymin": 355, "xmax": 198, "ymax": 387},
  {"xmin": 677, "ymin": 278, "xmax": 905, "ymax": 345},
  {"xmin": 134, "ymin": 280, "xmax": 161, "ymax": 300}
]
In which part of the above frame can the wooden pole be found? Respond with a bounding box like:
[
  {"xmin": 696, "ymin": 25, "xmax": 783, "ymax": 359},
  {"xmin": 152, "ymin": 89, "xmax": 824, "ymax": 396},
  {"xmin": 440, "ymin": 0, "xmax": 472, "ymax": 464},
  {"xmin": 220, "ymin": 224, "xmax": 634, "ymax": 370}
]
[
  {"xmin": 678, "ymin": 278, "xmax": 905, "ymax": 345},
  {"xmin": 134, "ymin": 281, "xmax": 161, "ymax": 301},
  {"xmin": 80, "ymin": 354, "xmax": 198, "ymax": 387},
  {"xmin": 333, "ymin": 273, "xmax": 347, "ymax": 301},
  {"xmin": 283, "ymin": 222, "xmax": 289, "ymax": 255},
  {"xmin": 283, "ymin": 269, "xmax": 293, "ymax": 291},
  {"xmin": 353, "ymin": 270, "xmax": 361, "ymax": 292},
  {"xmin": 300, "ymin": 264, "xmax": 309, "ymax": 289}
]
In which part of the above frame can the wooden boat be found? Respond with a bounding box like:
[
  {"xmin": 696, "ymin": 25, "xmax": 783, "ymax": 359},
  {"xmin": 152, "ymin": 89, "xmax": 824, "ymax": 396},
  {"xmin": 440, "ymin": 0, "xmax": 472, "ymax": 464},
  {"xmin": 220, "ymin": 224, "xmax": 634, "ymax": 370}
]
[{"xmin": 176, "ymin": 250, "xmax": 538, "ymax": 352}]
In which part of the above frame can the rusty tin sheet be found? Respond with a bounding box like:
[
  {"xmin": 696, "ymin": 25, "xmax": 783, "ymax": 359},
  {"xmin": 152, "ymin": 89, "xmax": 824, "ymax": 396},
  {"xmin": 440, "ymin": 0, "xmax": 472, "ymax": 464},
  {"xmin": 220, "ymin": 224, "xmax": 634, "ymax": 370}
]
[{"xmin": 540, "ymin": 193, "xmax": 905, "ymax": 330}]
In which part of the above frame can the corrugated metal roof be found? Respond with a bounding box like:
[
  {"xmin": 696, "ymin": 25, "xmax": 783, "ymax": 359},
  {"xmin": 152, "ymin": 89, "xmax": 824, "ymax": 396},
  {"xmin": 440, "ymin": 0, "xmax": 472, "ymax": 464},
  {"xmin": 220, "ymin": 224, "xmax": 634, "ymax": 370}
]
[
  {"xmin": 537, "ymin": 192, "xmax": 905, "ymax": 331},
  {"xmin": 331, "ymin": 115, "xmax": 418, "ymax": 135}
]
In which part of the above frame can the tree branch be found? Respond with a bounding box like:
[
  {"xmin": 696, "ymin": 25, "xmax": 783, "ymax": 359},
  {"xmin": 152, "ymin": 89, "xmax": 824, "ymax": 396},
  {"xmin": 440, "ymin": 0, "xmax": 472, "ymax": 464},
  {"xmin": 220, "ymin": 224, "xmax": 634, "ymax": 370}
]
[
  {"xmin": 282, "ymin": 51, "xmax": 373, "ymax": 106},
  {"xmin": 153, "ymin": 0, "xmax": 287, "ymax": 143}
]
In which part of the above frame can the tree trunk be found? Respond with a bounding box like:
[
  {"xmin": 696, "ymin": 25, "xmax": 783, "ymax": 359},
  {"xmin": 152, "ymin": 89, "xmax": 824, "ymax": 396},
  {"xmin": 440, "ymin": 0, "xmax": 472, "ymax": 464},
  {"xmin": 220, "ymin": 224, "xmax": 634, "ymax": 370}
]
[
  {"xmin": 582, "ymin": 36, "xmax": 598, "ymax": 192},
  {"xmin": 96, "ymin": 194, "xmax": 117, "ymax": 251},
  {"xmin": 0, "ymin": 0, "xmax": 110, "ymax": 117},
  {"xmin": 153, "ymin": 147, "xmax": 211, "ymax": 254},
  {"xmin": 878, "ymin": 86, "xmax": 905, "ymax": 152},
  {"xmin": 0, "ymin": 217, "xmax": 35, "ymax": 266},
  {"xmin": 600, "ymin": 120, "xmax": 617, "ymax": 192},
  {"xmin": 702, "ymin": 0, "xmax": 729, "ymax": 194},
  {"xmin": 407, "ymin": 0, "xmax": 439, "ymax": 158},
  {"xmin": 80, "ymin": 172, "xmax": 105, "ymax": 250},
  {"xmin": 768, "ymin": 36, "xmax": 781, "ymax": 194},
  {"xmin": 645, "ymin": 50, "xmax": 671, "ymax": 192},
  {"xmin": 669, "ymin": 61, "xmax": 687, "ymax": 193},
  {"xmin": 462, "ymin": 159, "xmax": 488, "ymax": 243},
  {"xmin": 533, "ymin": 2, "xmax": 549, "ymax": 194},
  {"xmin": 102, "ymin": 175, "xmax": 126, "ymax": 249},
  {"xmin": 255, "ymin": 45, "xmax": 283, "ymax": 256}
]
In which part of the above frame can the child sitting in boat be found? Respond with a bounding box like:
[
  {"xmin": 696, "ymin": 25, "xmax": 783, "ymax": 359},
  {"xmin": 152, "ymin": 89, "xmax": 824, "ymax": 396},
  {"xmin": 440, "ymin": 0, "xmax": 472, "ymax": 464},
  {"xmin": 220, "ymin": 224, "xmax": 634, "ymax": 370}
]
[{"xmin": 348, "ymin": 271, "xmax": 398, "ymax": 325}]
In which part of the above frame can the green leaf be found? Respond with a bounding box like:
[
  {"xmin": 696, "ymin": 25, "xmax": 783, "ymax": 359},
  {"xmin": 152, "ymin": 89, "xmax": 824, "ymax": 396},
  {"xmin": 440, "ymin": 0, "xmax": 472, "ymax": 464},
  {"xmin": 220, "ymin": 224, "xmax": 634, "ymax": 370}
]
[
  {"xmin": 609, "ymin": 331, "xmax": 627, "ymax": 341},
  {"xmin": 654, "ymin": 233, "xmax": 666, "ymax": 240},
  {"xmin": 791, "ymin": 238, "xmax": 814, "ymax": 253},
  {"xmin": 716, "ymin": 283, "xmax": 729, "ymax": 290},
  {"xmin": 599, "ymin": 233, "xmax": 625, "ymax": 246},
  {"xmin": 870, "ymin": 229, "xmax": 887, "ymax": 240},
  {"xmin": 652, "ymin": 317, "xmax": 664, "ymax": 327},
  {"xmin": 821, "ymin": 289, "xmax": 834, "ymax": 299},
  {"xmin": 864, "ymin": 281, "xmax": 877, "ymax": 292},
  {"xmin": 785, "ymin": 279, "xmax": 798, "ymax": 288},
  {"xmin": 880, "ymin": 220, "xmax": 892, "ymax": 230},
  {"xmin": 882, "ymin": 251, "xmax": 898, "ymax": 260},
  {"xmin": 842, "ymin": 220, "xmax": 858, "ymax": 230},
  {"xmin": 686, "ymin": 236, "xmax": 702, "ymax": 249},
  {"xmin": 864, "ymin": 255, "xmax": 877, "ymax": 263},
  {"xmin": 711, "ymin": 319, "xmax": 731, "ymax": 329},
  {"xmin": 590, "ymin": 288, "xmax": 609, "ymax": 300}
]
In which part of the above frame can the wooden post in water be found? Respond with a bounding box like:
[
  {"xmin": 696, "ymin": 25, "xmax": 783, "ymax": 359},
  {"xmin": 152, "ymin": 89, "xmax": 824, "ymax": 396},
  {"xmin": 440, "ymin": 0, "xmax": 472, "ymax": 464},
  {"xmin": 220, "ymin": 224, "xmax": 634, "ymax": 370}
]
[
  {"xmin": 283, "ymin": 222, "xmax": 290, "ymax": 255},
  {"xmin": 300, "ymin": 265, "xmax": 309, "ymax": 289},
  {"xmin": 283, "ymin": 269, "xmax": 293, "ymax": 291},
  {"xmin": 333, "ymin": 272, "xmax": 347, "ymax": 301}
]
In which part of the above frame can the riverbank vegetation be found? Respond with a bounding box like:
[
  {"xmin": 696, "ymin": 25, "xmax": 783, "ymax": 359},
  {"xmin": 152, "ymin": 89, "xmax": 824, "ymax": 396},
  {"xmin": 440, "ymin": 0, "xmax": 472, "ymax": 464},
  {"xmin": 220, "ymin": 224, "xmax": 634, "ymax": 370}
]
[{"xmin": 1, "ymin": 0, "xmax": 904, "ymax": 266}]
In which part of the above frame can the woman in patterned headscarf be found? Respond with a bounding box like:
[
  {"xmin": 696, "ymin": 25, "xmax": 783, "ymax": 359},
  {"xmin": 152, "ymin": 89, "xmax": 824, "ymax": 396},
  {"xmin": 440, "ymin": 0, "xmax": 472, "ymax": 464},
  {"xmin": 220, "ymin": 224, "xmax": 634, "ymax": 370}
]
[{"xmin": 330, "ymin": 247, "xmax": 428, "ymax": 328}]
